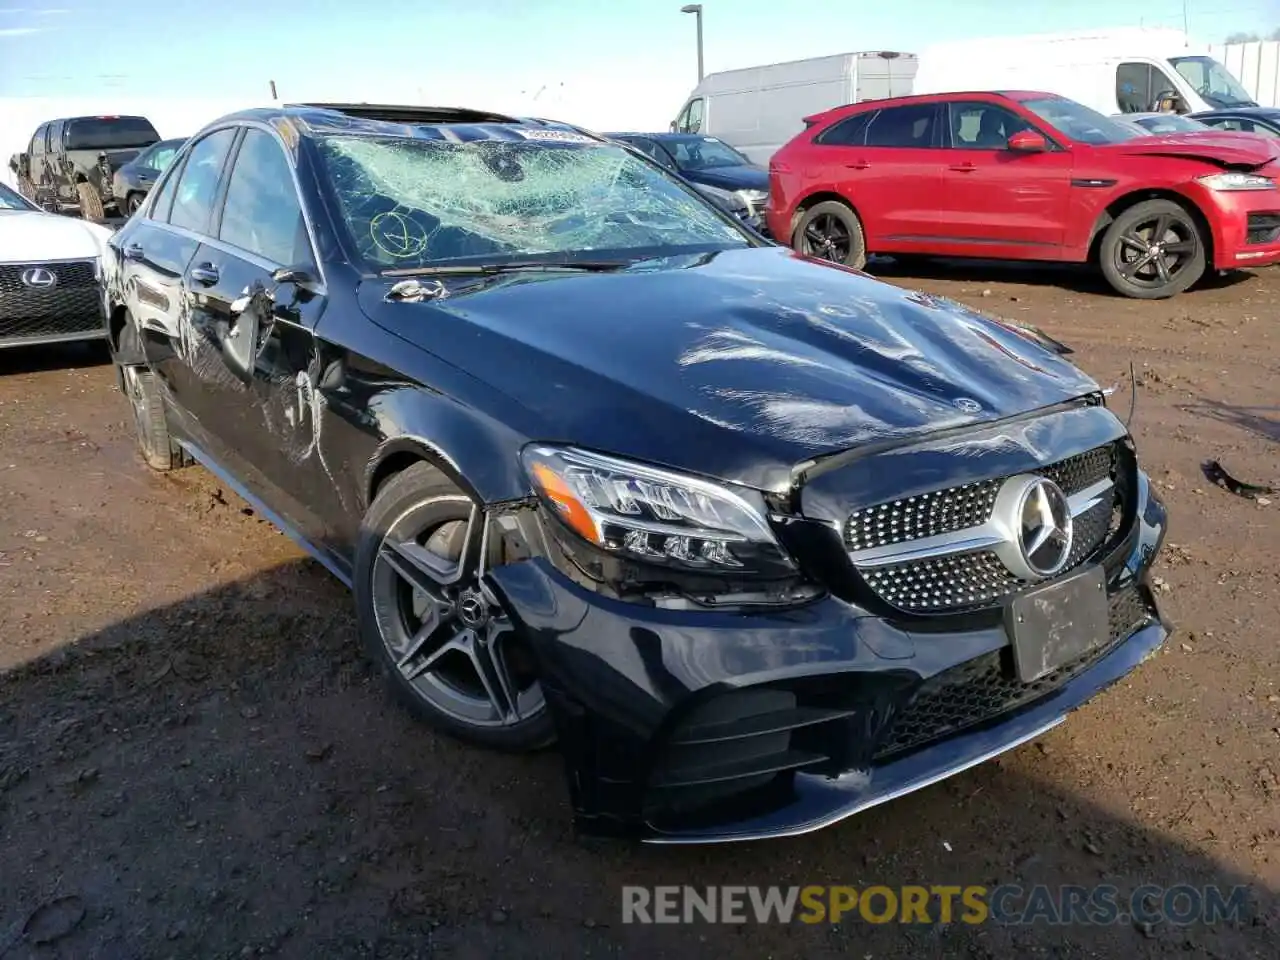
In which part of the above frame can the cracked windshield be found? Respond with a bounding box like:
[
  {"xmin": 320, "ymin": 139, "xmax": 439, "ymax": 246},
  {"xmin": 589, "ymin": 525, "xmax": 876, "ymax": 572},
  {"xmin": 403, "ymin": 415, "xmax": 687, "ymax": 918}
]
[{"xmin": 316, "ymin": 135, "xmax": 750, "ymax": 270}]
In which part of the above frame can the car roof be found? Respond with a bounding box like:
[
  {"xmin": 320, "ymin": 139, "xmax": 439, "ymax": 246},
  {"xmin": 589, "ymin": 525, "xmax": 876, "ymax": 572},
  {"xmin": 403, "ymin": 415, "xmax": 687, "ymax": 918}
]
[
  {"xmin": 608, "ymin": 132, "xmax": 726, "ymax": 142},
  {"xmin": 208, "ymin": 102, "xmax": 607, "ymax": 144},
  {"xmin": 812, "ymin": 90, "xmax": 1057, "ymax": 121},
  {"xmin": 59, "ymin": 115, "xmax": 155, "ymax": 123},
  {"xmin": 1191, "ymin": 106, "xmax": 1280, "ymax": 118}
]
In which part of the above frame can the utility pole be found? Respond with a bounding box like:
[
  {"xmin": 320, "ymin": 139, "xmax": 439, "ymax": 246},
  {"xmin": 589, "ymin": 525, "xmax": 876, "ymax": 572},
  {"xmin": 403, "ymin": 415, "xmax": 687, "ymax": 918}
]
[{"xmin": 681, "ymin": 4, "xmax": 704, "ymax": 82}]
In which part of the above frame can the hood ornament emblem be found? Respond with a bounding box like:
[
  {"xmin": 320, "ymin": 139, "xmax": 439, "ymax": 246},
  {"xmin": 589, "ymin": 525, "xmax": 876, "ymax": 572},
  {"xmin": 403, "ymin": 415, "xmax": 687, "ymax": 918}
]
[
  {"xmin": 953, "ymin": 397, "xmax": 982, "ymax": 413},
  {"xmin": 992, "ymin": 475, "xmax": 1074, "ymax": 580},
  {"xmin": 21, "ymin": 267, "xmax": 57, "ymax": 289}
]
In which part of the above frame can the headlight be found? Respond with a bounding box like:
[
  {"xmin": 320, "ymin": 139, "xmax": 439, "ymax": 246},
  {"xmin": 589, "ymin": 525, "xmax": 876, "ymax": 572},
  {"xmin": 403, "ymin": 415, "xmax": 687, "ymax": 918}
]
[
  {"xmin": 736, "ymin": 188, "xmax": 769, "ymax": 213},
  {"xmin": 521, "ymin": 445, "xmax": 795, "ymax": 576},
  {"xmin": 693, "ymin": 183, "xmax": 744, "ymax": 211},
  {"xmin": 1196, "ymin": 171, "xmax": 1275, "ymax": 191}
]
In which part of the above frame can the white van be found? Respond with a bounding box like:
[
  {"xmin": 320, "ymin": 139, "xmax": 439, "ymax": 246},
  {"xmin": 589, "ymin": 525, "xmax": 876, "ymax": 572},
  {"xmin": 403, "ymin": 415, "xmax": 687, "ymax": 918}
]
[
  {"xmin": 670, "ymin": 51, "xmax": 918, "ymax": 165},
  {"xmin": 913, "ymin": 27, "xmax": 1257, "ymax": 116}
]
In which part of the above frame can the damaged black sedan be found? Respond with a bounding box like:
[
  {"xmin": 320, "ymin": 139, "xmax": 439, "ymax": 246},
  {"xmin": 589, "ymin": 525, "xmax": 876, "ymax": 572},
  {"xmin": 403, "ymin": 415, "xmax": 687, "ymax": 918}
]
[{"xmin": 102, "ymin": 103, "xmax": 1169, "ymax": 842}]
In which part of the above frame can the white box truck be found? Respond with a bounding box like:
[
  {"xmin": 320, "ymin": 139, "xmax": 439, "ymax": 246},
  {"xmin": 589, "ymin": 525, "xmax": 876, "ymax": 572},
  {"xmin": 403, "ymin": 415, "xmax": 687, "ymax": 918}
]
[
  {"xmin": 912, "ymin": 28, "xmax": 1257, "ymax": 116},
  {"xmin": 670, "ymin": 51, "xmax": 918, "ymax": 164}
]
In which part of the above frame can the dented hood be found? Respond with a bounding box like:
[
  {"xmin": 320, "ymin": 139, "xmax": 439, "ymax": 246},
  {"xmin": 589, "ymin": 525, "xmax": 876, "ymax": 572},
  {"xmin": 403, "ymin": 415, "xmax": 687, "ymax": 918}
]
[
  {"xmin": 361, "ymin": 247, "xmax": 1099, "ymax": 491},
  {"xmin": 1101, "ymin": 131, "xmax": 1278, "ymax": 168}
]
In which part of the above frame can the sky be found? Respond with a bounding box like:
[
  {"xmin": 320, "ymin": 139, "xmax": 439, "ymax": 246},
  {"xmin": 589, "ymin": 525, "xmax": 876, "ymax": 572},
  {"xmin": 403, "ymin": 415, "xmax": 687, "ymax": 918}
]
[{"xmin": 1, "ymin": 0, "xmax": 1277, "ymax": 122}]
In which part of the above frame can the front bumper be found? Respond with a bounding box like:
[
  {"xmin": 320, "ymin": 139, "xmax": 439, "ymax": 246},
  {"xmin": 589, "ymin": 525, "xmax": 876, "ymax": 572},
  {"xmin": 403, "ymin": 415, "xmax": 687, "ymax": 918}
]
[
  {"xmin": 1201, "ymin": 186, "xmax": 1280, "ymax": 269},
  {"xmin": 489, "ymin": 471, "xmax": 1168, "ymax": 842},
  {"xmin": 0, "ymin": 258, "xmax": 107, "ymax": 349}
]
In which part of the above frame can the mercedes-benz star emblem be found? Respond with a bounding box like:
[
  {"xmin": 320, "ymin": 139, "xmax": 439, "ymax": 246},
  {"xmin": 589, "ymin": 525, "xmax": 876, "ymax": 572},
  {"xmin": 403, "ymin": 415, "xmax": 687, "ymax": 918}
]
[
  {"xmin": 21, "ymin": 267, "xmax": 57, "ymax": 289},
  {"xmin": 991, "ymin": 474, "xmax": 1074, "ymax": 580}
]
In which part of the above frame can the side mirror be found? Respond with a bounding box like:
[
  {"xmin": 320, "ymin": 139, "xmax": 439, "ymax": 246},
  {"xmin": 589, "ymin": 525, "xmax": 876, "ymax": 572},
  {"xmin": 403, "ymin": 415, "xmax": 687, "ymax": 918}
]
[
  {"xmin": 1007, "ymin": 129, "xmax": 1049, "ymax": 153},
  {"xmin": 221, "ymin": 292, "xmax": 262, "ymax": 385},
  {"xmin": 669, "ymin": 119, "xmax": 679, "ymax": 133},
  {"xmin": 271, "ymin": 265, "xmax": 323, "ymax": 298}
]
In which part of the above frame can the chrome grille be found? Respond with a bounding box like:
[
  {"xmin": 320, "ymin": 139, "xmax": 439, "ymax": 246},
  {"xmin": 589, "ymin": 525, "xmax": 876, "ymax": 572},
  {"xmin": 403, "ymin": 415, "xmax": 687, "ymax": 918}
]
[
  {"xmin": 0, "ymin": 260, "xmax": 98, "ymax": 294},
  {"xmin": 845, "ymin": 445, "xmax": 1114, "ymax": 552},
  {"xmin": 847, "ymin": 443, "xmax": 1122, "ymax": 614}
]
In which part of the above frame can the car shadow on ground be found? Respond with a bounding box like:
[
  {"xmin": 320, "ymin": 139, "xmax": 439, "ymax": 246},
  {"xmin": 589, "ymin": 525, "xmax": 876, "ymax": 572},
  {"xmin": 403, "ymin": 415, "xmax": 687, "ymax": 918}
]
[
  {"xmin": 866, "ymin": 256, "xmax": 1259, "ymax": 298},
  {"xmin": 1, "ymin": 560, "xmax": 1275, "ymax": 959},
  {"xmin": 0, "ymin": 341, "xmax": 111, "ymax": 377},
  {"xmin": 1178, "ymin": 397, "xmax": 1280, "ymax": 446}
]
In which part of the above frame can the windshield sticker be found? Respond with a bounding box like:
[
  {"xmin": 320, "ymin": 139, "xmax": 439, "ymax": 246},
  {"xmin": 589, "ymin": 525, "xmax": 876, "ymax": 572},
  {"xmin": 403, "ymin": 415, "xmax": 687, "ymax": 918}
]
[{"xmin": 515, "ymin": 128, "xmax": 598, "ymax": 144}]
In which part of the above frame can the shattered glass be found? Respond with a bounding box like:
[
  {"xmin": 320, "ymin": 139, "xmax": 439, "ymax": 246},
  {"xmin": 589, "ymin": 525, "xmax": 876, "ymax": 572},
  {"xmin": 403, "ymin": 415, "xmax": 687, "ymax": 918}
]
[{"xmin": 314, "ymin": 136, "xmax": 749, "ymax": 269}]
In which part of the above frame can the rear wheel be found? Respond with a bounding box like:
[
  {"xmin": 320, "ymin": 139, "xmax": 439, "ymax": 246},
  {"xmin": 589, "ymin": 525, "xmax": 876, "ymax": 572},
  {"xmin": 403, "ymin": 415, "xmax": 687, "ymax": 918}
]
[
  {"xmin": 76, "ymin": 181, "xmax": 106, "ymax": 222},
  {"xmin": 125, "ymin": 192, "xmax": 145, "ymax": 216},
  {"xmin": 792, "ymin": 200, "xmax": 867, "ymax": 269},
  {"xmin": 116, "ymin": 318, "xmax": 188, "ymax": 471},
  {"xmin": 354, "ymin": 463, "xmax": 554, "ymax": 752},
  {"xmin": 1099, "ymin": 199, "xmax": 1205, "ymax": 299}
]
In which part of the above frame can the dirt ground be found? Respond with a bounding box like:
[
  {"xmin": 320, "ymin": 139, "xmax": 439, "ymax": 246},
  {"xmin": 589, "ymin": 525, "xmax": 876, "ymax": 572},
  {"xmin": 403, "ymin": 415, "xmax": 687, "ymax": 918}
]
[{"xmin": 1, "ymin": 260, "xmax": 1277, "ymax": 959}]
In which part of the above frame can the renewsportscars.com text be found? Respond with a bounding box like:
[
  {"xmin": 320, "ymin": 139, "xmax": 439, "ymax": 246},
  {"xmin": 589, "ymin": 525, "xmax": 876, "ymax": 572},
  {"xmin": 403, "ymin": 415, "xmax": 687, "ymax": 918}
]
[{"xmin": 621, "ymin": 884, "xmax": 1250, "ymax": 926}]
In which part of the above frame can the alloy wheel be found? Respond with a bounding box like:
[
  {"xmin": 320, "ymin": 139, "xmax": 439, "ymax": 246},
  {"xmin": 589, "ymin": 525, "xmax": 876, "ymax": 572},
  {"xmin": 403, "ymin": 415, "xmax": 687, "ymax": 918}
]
[
  {"xmin": 802, "ymin": 213, "xmax": 851, "ymax": 263},
  {"xmin": 1112, "ymin": 212, "xmax": 1197, "ymax": 291},
  {"xmin": 121, "ymin": 366, "xmax": 150, "ymax": 443},
  {"xmin": 370, "ymin": 498, "xmax": 544, "ymax": 727}
]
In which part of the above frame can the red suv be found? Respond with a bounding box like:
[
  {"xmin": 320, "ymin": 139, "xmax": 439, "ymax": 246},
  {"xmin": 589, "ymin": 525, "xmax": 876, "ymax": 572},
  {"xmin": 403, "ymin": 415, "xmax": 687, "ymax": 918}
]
[{"xmin": 766, "ymin": 91, "xmax": 1280, "ymax": 298}]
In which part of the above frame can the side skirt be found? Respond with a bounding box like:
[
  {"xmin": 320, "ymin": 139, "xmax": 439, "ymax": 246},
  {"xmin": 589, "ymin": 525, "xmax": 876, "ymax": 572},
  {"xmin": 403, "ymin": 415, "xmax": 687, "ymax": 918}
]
[{"xmin": 176, "ymin": 438, "xmax": 353, "ymax": 589}]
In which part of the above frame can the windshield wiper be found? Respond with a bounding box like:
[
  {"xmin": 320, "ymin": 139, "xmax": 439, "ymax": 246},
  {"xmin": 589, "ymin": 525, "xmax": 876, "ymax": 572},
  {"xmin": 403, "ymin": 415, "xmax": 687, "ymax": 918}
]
[{"xmin": 383, "ymin": 259, "xmax": 633, "ymax": 278}]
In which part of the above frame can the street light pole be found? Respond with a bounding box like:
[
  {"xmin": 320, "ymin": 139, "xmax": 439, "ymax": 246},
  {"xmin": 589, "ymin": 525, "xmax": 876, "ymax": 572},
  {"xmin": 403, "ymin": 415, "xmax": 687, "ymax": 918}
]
[{"xmin": 681, "ymin": 4, "xmax": 704, "ymax": 82}]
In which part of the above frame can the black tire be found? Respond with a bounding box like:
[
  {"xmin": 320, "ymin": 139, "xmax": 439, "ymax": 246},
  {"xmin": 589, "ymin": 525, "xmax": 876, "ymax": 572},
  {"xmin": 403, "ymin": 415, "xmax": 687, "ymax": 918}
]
[
  {"xmin": 792, "ymin": 200, "xmax": 867, "ymax": 269},
  {"xmin": 76, "ymin": 180, "xmax": 106, "ymax": 222},
  {"xmin": 116, "ymin": 318, "xmax": 188, "ymax": 471},
  {"xmin": 354, "ymin": 463, "xmax": 555, "ymax": 752},
  {"xmin": 125, "ymin": 192, "xmax": 145, "ymax": 217},
  {"xmin": 1099, "ymin": 199, "xmax": 1206, "ymax": 299}
]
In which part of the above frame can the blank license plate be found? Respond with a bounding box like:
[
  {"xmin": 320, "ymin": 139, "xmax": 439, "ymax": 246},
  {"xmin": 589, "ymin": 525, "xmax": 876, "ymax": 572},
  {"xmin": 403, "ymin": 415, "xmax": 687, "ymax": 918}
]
[{"xmin": 1005, "ymin": 564, "xmax": 1109, "ymax": 683}]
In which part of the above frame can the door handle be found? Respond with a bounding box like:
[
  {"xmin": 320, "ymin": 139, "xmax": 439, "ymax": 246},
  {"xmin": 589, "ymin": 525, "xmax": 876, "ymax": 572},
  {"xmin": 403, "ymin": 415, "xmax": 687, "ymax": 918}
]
[
  {"xmin": 123, "ymin": 242, "xmax": 145, "ymax": 261},
  {"xmin": 844, "ymin": 160, "xmax": 870, "ymax": 169},
  {"xmin": 949, "ymin": 162, "xmax": 978, "ymax": 172},
  {"xmin": 138, "ymin": 173, "xmax": 151, "ymax": 181},
  {"xmin": 189, "ymin": 263, "xmax": 220, "ymax": 287}
]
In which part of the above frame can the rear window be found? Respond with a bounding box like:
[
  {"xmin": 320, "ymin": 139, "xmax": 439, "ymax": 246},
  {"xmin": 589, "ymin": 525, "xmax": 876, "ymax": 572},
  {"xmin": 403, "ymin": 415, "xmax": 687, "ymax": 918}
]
[{"xmin": 64, "ymin": 117, "xmax": 159, "ymax": 150}]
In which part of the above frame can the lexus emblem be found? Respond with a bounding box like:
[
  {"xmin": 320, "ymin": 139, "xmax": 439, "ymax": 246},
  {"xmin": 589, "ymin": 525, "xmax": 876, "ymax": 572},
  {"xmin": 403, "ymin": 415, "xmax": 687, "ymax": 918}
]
[
  {"xmin": 21, "ymin": 267, "xmax": 57, "ymax": 289},
  {"xmin": 953, "ymin": 397, "xmax": 982, "ymax": 413},
  {"xmin": 991, "ymin": 475, "xmax": 1074, "ymax": 580}
]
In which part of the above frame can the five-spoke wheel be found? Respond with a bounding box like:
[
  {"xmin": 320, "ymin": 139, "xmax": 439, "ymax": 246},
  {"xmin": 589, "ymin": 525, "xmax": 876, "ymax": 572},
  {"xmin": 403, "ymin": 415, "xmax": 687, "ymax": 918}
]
[
  {"xmin": 792, "ymin": 200, "xmax": 867, "ymax": 269},
  {"xmin": 355, "ymin": 464, "xmax": 553, "ymax": 751},
  {"xmin": 1100, "ymin": 198, "xmax": 1206, "ymax": 299}
]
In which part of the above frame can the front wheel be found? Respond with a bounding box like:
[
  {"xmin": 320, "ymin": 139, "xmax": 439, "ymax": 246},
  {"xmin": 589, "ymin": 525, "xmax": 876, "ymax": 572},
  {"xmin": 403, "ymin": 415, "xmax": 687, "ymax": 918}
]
[
  {"xmin": 354, "ymin": 463, "xmax": 554, "ymax": 752},
  {"xmin": 1099, "ymin": 199, "xmax": 1206, "ymax": 299},
  {"xmin": 792, "ymin": 200, "xmax": 867, "ymax": 269},
  {"xmin": 125, "ymin": 192, "xmax": 145, "ymax": 217}
]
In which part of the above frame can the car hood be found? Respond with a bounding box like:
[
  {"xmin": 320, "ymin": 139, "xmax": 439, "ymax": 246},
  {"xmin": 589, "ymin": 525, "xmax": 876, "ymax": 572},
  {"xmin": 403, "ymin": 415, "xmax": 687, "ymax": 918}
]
[
  {"xmin": 360, "ymin": 248, "xmax": 1099, "ymax": 492},
  {"xmin": 0, "ymin": 209, "xmax": 112, "ymax": 262},
  {"xmin": 1100, "ymin": 131, "xmax": 1278, "ymax": 168},
  {"xmin": 683, "ymin": 165, "xmax": 771, "ymax": 192}
]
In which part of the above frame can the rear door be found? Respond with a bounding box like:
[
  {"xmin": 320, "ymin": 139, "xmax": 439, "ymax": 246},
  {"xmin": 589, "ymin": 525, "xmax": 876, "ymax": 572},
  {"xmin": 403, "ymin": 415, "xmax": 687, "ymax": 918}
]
[
  {"xmin": 131, "ymin": 126, "xmax": 239, "ymax": 435},
  {"xmin": 933, "ymin": 99, "xmax": 1073, "ymax": 255},
  {"xmin": 817, "ymin": 102, "xmax": 945, "ymax": 249}
]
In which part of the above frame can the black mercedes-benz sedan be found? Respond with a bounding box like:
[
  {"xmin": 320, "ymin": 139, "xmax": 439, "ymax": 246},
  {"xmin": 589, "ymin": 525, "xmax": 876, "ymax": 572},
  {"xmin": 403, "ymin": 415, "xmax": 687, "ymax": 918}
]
[{"xmin": 102, "ymin": 102, "xmax": 1169, "ymax": 843}]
